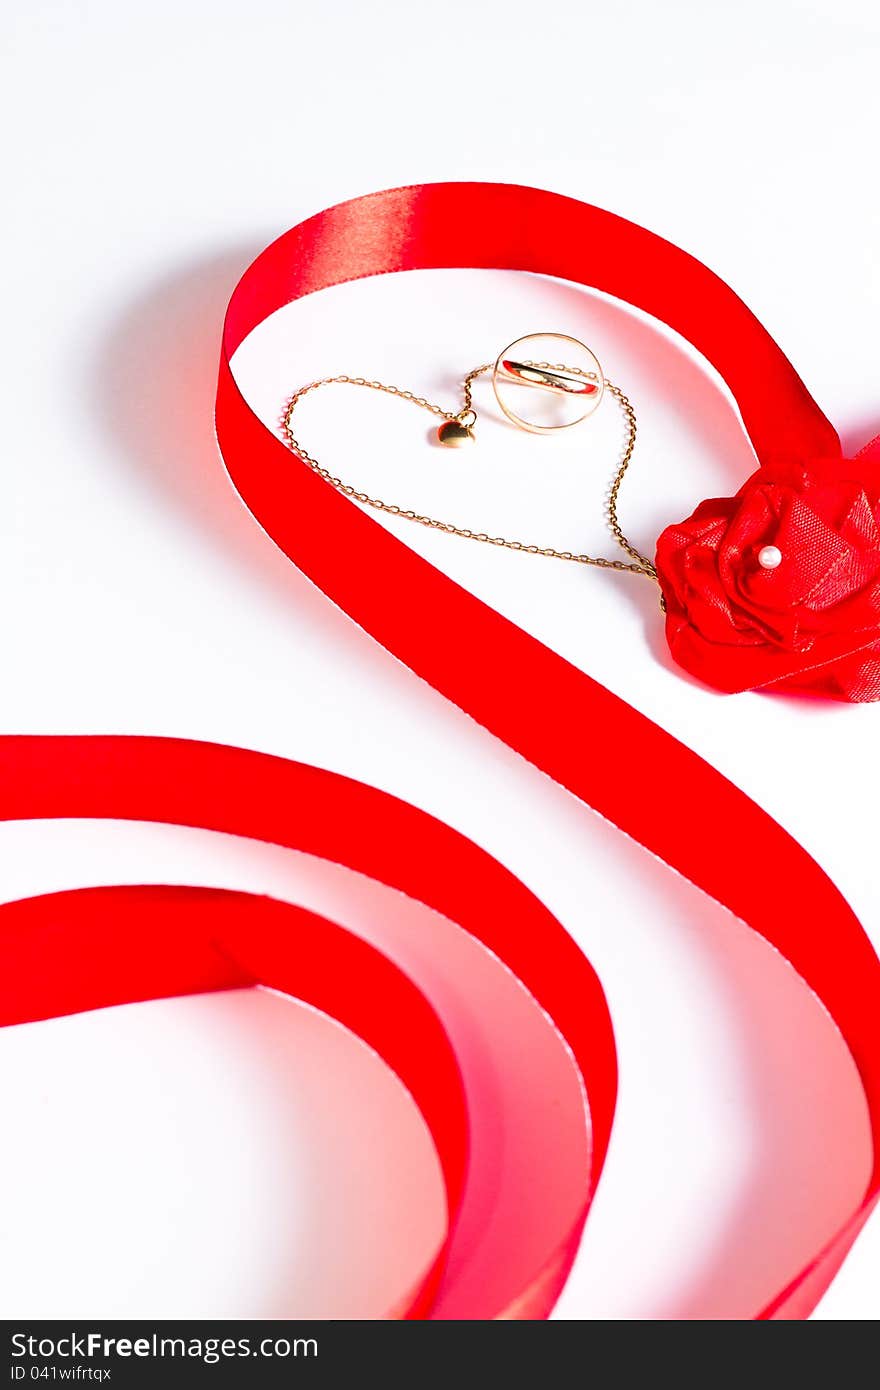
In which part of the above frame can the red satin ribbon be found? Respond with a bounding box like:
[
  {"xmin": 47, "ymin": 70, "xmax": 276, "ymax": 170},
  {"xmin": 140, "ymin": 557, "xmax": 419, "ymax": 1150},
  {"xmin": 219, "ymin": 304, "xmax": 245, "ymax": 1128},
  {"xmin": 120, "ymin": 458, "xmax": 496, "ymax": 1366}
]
[
  {"xmin": 3, "ymin": 183, "xmax": 878, "ymax": 1319},
  {"xmin": 0, "ymin": 735, "xmax": 611, "ymax": 1319},
  {"xmin": 213, "ymin": 184, "xmax": 879, "ymax": 1317}
]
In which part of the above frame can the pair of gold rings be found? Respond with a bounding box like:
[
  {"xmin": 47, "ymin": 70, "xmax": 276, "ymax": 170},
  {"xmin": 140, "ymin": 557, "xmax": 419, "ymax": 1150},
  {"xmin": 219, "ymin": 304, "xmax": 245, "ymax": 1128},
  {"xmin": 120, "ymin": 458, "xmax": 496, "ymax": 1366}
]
[{"xmin": 491, "ymin": 331, "xmax": 605, "ymax": 435}]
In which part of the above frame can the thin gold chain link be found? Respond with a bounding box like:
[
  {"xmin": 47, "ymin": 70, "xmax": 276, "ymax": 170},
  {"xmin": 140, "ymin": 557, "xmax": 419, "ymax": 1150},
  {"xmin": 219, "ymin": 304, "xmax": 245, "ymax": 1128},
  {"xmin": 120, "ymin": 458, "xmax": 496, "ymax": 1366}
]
[{"xmin": 281, "ymin": 365, "xmax": 657, "ymax": 580}]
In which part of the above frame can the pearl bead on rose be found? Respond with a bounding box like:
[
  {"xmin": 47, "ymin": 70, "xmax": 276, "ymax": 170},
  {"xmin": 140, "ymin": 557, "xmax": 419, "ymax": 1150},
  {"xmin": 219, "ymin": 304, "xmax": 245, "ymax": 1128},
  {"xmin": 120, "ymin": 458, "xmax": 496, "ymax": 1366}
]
[{"xmin": 757, "ymin": 544, "xmax": 783, "ymax": 570}]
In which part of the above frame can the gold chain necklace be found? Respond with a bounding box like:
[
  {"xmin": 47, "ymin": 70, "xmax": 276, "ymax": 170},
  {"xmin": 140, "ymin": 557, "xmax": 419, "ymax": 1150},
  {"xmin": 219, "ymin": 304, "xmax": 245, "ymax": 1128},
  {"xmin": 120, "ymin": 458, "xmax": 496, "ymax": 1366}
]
[{"xmin": 282, "ymin": 336, "xmax": 658, "ymax": 582}]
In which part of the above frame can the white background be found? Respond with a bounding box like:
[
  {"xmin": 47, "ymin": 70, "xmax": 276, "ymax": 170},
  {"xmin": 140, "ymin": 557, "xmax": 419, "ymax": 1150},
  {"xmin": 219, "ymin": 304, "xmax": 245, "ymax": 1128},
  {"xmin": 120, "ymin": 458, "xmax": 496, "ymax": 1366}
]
[{"xmin": 2, "ymin": 0, "xmax": 879, "ymax": 1320}]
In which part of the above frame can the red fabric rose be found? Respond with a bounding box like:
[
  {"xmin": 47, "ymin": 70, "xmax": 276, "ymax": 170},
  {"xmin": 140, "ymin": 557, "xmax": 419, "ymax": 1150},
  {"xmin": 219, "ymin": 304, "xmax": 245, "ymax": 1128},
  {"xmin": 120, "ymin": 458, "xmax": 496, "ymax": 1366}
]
[{"xmin": 655, "ymin": 457, "xmax": 880, "ymax": 701}]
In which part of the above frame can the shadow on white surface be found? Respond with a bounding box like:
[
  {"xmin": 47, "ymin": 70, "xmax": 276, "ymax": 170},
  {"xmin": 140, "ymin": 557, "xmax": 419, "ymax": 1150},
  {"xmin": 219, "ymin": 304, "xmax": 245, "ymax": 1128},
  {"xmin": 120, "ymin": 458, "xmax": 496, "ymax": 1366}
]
[
  {"xmin": 0, "ymin": 988, "xmax": 447, "ymax": 1319},
  {"xmin": 89, "ymin": 248, "xmax": 388, "ymax": 660}
]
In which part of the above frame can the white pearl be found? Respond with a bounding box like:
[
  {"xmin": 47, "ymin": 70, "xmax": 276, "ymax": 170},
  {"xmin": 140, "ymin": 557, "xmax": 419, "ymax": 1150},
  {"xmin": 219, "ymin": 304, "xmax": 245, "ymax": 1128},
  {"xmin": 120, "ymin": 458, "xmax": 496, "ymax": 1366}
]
[{"xmin": 757, "ymin": 544, "xmax": 783, "ymax": 570}]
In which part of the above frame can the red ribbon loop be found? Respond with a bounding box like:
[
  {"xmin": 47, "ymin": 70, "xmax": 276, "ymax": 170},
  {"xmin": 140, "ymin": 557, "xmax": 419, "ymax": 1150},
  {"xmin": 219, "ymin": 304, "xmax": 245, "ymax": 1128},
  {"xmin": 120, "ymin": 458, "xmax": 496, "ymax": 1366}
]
[{"xmin": 0, "ymin": 734, "xmax": 613, "ymax": 1319}]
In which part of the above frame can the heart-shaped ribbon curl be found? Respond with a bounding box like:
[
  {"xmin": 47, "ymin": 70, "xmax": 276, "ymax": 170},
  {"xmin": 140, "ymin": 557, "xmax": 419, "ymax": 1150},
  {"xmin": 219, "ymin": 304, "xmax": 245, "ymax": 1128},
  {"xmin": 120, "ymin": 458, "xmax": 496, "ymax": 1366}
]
[{"xmin": 4, "ymin": 185, "xmax": 879, "ymax": 1319}]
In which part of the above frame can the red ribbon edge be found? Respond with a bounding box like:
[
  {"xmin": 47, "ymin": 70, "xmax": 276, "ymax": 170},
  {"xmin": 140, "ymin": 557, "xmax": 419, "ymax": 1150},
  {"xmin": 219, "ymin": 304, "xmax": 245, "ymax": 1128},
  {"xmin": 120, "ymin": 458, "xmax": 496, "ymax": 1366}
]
[{"xmin": 213, "ymin": 181, "xmax": 880, "ymax": 1319}]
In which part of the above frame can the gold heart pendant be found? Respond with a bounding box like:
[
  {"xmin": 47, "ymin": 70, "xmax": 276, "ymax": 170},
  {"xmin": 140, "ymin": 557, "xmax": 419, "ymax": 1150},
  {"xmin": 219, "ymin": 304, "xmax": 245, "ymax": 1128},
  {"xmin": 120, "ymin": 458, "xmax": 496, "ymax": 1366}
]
[{"xmin": 437, "ymin": 419, "xmax": 475, "ymax": 448}]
